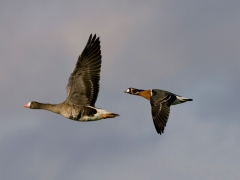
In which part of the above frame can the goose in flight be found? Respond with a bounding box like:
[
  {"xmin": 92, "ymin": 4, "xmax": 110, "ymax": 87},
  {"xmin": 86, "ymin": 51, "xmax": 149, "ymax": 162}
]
[
  {"xmin": 124, "ymin": 88, "xmax": 192, "ymax": 134},
  {"xmin": 24, "ymin": 34, "xmax": 119, "ymax": 121}
]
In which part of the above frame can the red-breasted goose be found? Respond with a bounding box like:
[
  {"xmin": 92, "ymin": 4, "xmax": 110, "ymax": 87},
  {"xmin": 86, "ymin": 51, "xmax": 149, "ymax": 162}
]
[
  {"xmin": 124, "ymin": 88, "xmax": 192, "ymax": 135},
  {"xmin": 24, "ymin": 34, "xmax": 119, "ymax": 121}
]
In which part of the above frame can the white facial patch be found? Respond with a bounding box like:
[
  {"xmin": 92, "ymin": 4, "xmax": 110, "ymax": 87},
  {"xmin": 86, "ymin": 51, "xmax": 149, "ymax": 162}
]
[{"xmin": 126, "ymin": 89, "xmax": 130, "ymax": 93}]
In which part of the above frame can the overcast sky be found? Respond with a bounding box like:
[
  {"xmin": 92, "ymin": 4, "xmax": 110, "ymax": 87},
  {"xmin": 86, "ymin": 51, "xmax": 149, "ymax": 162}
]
[{"xmin": 1, "ymin": 0, "xmax": 240, "ymax": 179}]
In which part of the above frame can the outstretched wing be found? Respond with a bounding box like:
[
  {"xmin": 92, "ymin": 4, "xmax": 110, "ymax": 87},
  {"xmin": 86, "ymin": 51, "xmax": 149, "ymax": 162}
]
[
  {"xmin": 150, "ymin": 92, "xmax": 176, "ymax": 134},
  {"xmin": 66, "ymin": 34, "xmax": 101, "ymax": 106}
]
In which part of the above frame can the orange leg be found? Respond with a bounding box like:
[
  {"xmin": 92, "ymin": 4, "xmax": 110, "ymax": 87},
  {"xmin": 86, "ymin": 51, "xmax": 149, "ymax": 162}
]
[{"xmin": 102, "ymin": 114, "xmax": 117, "ymax": 119}]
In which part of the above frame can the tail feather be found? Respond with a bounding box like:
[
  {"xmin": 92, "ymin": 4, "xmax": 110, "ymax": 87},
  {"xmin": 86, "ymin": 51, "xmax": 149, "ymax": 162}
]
[
  {"xmin": 108, "ymin": 113, "xmax": 120, "ymax": 117},
  {"xmin": 180, "ymin": 97, "xmax": 193, "ymax": 102},
  {"xmin": 172, "ymin": 96, "xmax": 193, "ymax": 105}
]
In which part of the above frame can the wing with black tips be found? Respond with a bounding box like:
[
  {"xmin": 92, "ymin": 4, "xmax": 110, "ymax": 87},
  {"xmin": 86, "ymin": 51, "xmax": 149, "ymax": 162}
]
[
  {"xmin": 150, "ymin": 91, "xmax": 176, "ymax": 134},
  {"xmin": 66, "ymin": 34, "xmax": 101, "ymax": 106}
]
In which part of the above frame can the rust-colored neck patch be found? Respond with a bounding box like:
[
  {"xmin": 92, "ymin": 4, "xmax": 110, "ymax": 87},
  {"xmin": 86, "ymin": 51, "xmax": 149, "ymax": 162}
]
[{"xmin": 138, "ymin": 90, "xmax": 151, "ymax": 100}]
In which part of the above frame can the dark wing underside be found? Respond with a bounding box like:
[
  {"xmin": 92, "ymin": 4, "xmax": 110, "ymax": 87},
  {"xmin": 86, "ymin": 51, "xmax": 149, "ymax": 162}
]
[
  {"xmin": 66, "ymin": 34, "xmax": 102, "ymax": 106},
  {"xmin": 150, "ymin": 93, "xmax": 176, "ymax": 134}
]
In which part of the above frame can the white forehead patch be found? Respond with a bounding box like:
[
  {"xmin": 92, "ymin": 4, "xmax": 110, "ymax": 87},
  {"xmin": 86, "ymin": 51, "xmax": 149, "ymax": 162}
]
[
  {"xmin": 126, "ymin": 89, "xmax": 130, "ymax": 92},
  {"xmin": 27, "ymin": 102, "xmax": 31, "ymax": 107}
]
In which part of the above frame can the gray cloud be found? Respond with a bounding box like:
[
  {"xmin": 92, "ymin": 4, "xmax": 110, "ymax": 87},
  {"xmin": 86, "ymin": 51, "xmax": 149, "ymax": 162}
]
[{"xmin": 1, "ymin": 0, "xmax": 240, "ymax": 179}]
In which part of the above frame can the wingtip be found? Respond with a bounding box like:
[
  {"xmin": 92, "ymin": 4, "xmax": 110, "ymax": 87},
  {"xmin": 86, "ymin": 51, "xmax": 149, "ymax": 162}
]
[
  {"xmin": 89, "ymin": 33, "xmax": 100, "ymax": 42},
  {"xmin": 157, "ymin": 130, "xmax": 164, "ymax": 135}
]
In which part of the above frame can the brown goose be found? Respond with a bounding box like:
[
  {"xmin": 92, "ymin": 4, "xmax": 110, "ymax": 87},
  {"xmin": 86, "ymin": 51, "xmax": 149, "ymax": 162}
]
[
  {"xmin": 24, "ymin": 34, "xmax": 119, "ymax": 121},
  {"xmin": 124, "ymin": 88, "xmax": 192, "ymax": 134}
]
